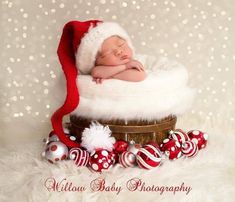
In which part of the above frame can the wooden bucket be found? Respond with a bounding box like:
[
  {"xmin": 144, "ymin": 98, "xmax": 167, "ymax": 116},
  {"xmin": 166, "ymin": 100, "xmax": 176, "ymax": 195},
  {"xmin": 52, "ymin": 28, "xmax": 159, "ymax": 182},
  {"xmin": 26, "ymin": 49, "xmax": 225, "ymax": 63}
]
[{"xmin": 69, "ymin": 115, "xmax": 177, "ymax": 145}]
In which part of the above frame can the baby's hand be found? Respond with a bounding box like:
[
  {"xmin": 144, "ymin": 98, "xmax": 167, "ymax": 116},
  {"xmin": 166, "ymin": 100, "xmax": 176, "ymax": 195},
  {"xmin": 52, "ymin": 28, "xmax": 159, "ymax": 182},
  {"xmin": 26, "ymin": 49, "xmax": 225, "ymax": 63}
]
[
  {"xmin": 92, "ymin": 77, "xmax": 104, "ymax": 84},
  {"xmin": 125, "ymin": 60, "xmax": 144, "ymax": 71}
]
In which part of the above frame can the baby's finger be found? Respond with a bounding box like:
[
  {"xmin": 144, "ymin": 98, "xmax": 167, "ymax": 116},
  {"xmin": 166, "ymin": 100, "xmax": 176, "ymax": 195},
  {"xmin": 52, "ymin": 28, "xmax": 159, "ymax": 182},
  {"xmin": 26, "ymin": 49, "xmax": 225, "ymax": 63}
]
[
  {"xmin": 94, "ymin": 79, "xmax": 99, "ymax": 83},
  {"xmin": 98, "ymin": 78, "xmax": 103, "ymax": 84},
  {"xmin": 140, "ymin": 66, "xmax": 144, "ymax": 71},
  {"xmin": 138, "ymin": 63, "xmax": 144, "ymax": 71},
  {"xmin": 135, "ymin": 61, "xmax": 144, "ymax": 70},
  {"xmin": 136, "ymin": 65, "xmax": 142, "ymax": 71},
  {"xmin": 133, "ymin": 65, "xmax": 141, "ymax": 71}
]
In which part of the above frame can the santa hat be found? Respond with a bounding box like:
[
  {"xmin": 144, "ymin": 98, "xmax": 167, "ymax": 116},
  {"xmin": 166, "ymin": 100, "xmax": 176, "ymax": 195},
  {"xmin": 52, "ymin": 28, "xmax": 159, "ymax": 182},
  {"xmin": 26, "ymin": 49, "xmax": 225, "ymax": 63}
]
[{"xmin": 51, "ymin": 20, "xmax": 134, "ymax": 148}]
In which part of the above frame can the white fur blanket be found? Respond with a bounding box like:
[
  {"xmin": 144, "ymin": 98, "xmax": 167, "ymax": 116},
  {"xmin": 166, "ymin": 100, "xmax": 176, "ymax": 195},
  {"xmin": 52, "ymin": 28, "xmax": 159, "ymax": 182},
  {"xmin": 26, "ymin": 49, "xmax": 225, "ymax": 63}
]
[
  {"xmin": 72, "ymin": 56, "xmax": 195, "ymax": 120},
  {"xmin": 0, "ymin": 116, "xmax": 235, "ymax": 202}
]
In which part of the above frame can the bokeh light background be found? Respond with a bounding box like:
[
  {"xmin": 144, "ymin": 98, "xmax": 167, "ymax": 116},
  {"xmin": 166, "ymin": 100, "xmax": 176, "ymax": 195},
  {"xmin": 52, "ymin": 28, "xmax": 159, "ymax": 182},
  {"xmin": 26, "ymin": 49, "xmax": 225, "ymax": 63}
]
[{"xmin": 1, "ymin": 0, "xmax": 235, "ymax": 146}]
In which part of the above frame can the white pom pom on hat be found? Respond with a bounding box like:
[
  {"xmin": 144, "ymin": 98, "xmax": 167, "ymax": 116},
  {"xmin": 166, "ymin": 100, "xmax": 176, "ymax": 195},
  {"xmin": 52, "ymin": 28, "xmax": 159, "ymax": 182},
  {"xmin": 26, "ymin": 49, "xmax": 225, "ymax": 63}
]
[{"xmin": 81, "ymin": 122, "xmax": 116, "ymax": 153}]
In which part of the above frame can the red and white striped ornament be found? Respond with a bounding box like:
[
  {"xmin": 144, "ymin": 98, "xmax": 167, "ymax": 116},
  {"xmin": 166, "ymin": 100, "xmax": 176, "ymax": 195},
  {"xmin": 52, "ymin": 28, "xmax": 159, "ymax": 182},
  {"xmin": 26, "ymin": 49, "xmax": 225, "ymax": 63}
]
[
  {"xmin": 136, "ymin": 144, "xmax": 162, "ymax": 169},
  {"xmin": 119, "ymin": 151, "xmax": 136, "ymax": 168},
  {"xmin": 181, "ymin": 141, "xmax": 198, "ymax": 158},
  {"xmin": 168, "ymin": 129, "xmax": 189, "ymax": 144},
  {"xmin": 69, "ymin": 148, "xmax": 89, "ymax": 167}
]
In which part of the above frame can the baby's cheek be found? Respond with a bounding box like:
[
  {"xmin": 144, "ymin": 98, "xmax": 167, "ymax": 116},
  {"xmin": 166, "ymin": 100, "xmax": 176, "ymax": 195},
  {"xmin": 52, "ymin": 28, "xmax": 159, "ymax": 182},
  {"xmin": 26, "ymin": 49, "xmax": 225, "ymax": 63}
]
[
  {"xmin": 103, "ymin": 57, "xmax": 119, "ymax": 65},
  {"xmin": 125, "ymin": 48, "xmax": 133, "ymax": 58}
]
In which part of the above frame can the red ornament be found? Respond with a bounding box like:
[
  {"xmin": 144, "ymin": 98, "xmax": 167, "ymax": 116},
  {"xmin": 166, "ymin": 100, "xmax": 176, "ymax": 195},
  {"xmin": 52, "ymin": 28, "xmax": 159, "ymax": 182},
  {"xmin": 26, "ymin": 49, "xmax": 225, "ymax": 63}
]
[
  {"xmin": 181, "ymin": 141, "xmax": 198, "ymax": 157},
  {"xmin": 89, "ymin": 149, "xmax": 114, "ymax": 172},
  {"xmin": 160, "ymin": 138, "xmax": 182, "ymax": 160},
  {"xmin": 145, "ymin": 141, "xmax": 160, "ymax": 148},
  {"xmin": 111, "ymin": 152, "xmax": 119, "ymax": 164},
  {"xmin": 119, "ymin": 151, "xmax": 136, "ymax": 168},
  {"xmin": 168, "ymin": 129, "xmax": 189, "ymax": 144},
  {"xmin": 69, "ymin": 148, "xmax": 89, "ymax": 167},
  {"xmin": 187, "ymin": 130, "xmax": 208, "ymax": 150},
  {"xmin": 113, "ymin": 140, "xmax": 129, "ymax": 154},
  {"xmin": 136, "ymin": 144, "xmax": 162, "ymax": 169}
]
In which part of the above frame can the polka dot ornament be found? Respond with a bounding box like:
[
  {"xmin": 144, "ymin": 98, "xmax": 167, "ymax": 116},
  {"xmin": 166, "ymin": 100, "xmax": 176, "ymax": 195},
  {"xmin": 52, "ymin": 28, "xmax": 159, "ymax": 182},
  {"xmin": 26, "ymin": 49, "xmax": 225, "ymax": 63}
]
[
  {"xmin": 43, "ymin": 141, "xmax": 68, "ymax": 164},
  {"xmin": 89, "ymin": 149, "xmax": 115, "ymax": 172},
  {"xmin": 160, "ymin": 138, "xmax": 182, "ymax": 160},
  {"xmin": 187, "ymin": 130, "xmax": 209, "ymax": 150}
]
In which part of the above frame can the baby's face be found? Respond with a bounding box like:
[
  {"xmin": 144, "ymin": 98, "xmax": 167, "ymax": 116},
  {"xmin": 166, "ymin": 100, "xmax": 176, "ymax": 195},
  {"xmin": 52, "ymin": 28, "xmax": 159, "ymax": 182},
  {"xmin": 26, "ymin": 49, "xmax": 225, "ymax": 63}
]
[{"xmin": 95, "ymin": 36, "xmax": 133, "ymax": 66}]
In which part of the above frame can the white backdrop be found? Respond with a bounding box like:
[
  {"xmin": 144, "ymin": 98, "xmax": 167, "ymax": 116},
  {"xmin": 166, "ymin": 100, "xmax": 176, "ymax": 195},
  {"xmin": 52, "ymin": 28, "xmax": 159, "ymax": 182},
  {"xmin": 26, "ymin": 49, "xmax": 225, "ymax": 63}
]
[{"xmin": 1, "ymin": 0, "xmax": 235, "ymax": 146}]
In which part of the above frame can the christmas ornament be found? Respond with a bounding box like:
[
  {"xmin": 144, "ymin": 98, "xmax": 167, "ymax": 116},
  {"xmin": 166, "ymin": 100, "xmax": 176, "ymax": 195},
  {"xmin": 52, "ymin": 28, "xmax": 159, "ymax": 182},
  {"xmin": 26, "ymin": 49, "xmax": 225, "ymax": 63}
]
[
  {"xmin": 119, "ymin": 151, "xmax": 136, "ymax": 168},
  {"xmin": 42, "ymin": 131, "xmax": 59, "ymax": 145},
  {"xmin": 69, "ymin": 148, "xmax": 89, "ymax": 167},
  {"xmin": 67, "ymin": 135, "xmax": 78, "ymax": 142},
  {"xmin": 136, "ymin": 144, "xmax": 162, "ymax": 169},
  {"xmin": 187, "ymin": 130, "xmax": 208, "ymax": 150},
  {"xmin": 145, "ymin": 141, "xmax": 160, "ymax": 148},
  {"xmin": 127, "ymin": 140, "xmax": 142, "ymax": 155},
  {"xmin": 51, "ymin": 20, "xmax": 134, "ymax": 148},
  {"xmin": 181, "ymin": 141, "xmax": 198, "ymax": 158},
  {"xmin": 113, "ymin": 140, "xmax": 129, "ymax": 154},
  {"xmin": 43, "ymin": 141, "xmax": 68, "ymax": 164},
  {"xmin": 48, "ymin": 131, "xmax": 60, "ymax": 143},
  {"xmin": 81, "ymin": 122, "xmax": 115, "ymax": 153},
  {"xmin": 45, "ymin": 128, "xmax": 72, "ymax": 145},
  {"xmin": 168, "ymin": 129, "xmax": 189, "ymax": 144},
  {"xmin": 160, "ymin": 138, "xmax": 182, "ymax": 160},
  {"xmin": 89, "ymin": 149, "xmax": 114, "ymax": 172},
  {"xmin": 111, "ymin": 151, "xmax": 119, "ymax": 164}
]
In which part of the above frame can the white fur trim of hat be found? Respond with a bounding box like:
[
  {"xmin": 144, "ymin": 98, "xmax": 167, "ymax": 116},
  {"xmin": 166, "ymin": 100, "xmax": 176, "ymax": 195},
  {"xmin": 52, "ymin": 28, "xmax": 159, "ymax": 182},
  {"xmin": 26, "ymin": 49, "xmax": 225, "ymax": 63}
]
[{"xmin": 75, "ymin": 22, "xmax": 135, "ymax": 74}]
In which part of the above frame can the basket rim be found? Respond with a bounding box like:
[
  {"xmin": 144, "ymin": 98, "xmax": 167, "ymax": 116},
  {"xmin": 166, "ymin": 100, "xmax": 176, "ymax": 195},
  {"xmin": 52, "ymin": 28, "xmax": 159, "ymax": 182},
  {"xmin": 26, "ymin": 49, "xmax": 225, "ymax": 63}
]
[{"xmin": 70, "ymin": 115, "xmax": 177, "ymax": 134}]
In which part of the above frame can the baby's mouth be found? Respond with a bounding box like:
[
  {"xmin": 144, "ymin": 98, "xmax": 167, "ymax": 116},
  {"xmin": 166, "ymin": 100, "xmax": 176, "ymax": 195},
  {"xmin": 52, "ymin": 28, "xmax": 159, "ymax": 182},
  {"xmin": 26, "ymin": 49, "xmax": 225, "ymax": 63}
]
[{"xmin": 121, "ymin": 55, "xmax": 129, "ymax": 60}]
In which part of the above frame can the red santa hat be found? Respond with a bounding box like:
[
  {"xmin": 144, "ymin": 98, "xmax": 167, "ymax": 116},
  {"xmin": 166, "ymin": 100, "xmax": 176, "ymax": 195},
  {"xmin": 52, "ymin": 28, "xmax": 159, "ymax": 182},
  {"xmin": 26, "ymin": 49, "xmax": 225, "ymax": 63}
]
[{"xmin": 51, "ymin": 20, "xmax": 134, "ymax": 148}]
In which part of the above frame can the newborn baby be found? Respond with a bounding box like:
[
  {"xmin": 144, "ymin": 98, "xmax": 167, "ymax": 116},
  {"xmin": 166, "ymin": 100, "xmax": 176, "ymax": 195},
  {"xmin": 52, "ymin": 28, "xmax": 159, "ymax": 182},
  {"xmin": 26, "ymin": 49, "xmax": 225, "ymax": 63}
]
[{"xmin": 91, "ymin": 36, "xmax": 146, "ymax": 84}]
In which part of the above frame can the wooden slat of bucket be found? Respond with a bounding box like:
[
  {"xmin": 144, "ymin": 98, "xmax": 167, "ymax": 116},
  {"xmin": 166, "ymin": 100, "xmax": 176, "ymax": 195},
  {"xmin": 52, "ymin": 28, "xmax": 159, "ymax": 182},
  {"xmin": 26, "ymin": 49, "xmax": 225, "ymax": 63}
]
[{"xmin": 69, "ymin": 115, "xmax": 177, "ymax": 145}]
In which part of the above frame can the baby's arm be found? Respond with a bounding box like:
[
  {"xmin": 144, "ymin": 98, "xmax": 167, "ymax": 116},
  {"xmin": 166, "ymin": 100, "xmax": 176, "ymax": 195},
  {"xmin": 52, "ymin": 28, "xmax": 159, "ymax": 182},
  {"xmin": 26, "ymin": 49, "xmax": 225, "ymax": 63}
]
[
  {"xmin": 111, "ymin": 60, "xmax": 146, "ymax": 82},
  {"xmin": 112, "ymin": 69, "xmax": 146, "ymax": 82},
  {"xmin": 91, "ymin": 65, "xmax": 126, "ymax": 79},
  {"xmin": 91, "ymin": 60, "xmax": 146, "ymax": 83}
]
